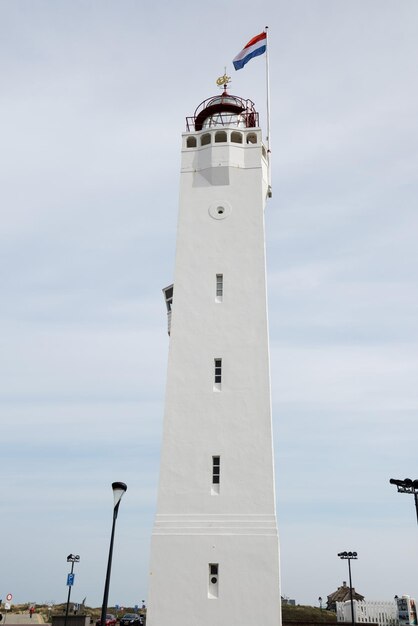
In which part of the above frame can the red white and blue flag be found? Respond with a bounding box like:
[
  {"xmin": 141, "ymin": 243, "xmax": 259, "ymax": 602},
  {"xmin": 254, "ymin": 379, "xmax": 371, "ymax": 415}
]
[{"xmin": 233, "ymin": 31, "xmax": 267, "ymax": 70}]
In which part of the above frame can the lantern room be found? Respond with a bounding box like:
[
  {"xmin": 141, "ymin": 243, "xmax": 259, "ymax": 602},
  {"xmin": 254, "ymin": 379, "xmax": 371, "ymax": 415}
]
[{"xmin": 186, "ymin": 91, "xmax": 259, "ymax": 131}]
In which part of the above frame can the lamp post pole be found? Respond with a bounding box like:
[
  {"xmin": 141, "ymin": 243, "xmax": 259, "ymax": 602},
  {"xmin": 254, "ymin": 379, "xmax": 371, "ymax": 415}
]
[
  {"xmin": 338, "ymin": 552, "xmax": 358, "ymax": 626},
  {"xmin": 100, "ymin": 482, "xmax": 127, "ymax": 626},
  {"xmin": 64, "ymin": 554, "xmax": 80, "ymax": 626},
  {"xmin": 389, "ymin": 478, "xmax": 418, "ymax": 525}
]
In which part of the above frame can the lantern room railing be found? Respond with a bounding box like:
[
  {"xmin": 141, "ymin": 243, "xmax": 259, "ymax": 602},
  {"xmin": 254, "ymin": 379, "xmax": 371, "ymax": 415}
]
[{"xmin": 186, "ymin": 94, "xmax": 259, "ymax": 131}]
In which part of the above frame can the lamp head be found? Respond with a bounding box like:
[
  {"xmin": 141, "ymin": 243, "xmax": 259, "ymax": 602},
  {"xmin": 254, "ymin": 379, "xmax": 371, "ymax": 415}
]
[
  {"xmin": 338, "ymin": 551, "xmax": 357, "ymax": 559},
  {"xmin": 112, "ymin": 481, "xmax": 127, "ymax": 508},
  {"xmin": 390, "ymin": 478, "xmax": 404, "ymax": 486}
]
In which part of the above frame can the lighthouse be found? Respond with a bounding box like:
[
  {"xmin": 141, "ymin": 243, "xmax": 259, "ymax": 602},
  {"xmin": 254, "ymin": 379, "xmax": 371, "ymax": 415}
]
[{"xmin": 147, "ymin": 81, "xmax": 281, "ymax": 626}]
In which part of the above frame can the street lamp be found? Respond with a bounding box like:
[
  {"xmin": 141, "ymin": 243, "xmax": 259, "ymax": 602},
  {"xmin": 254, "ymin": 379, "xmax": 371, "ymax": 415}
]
[
  {"xmin": 100, "ymin": 482, "xmax": 127, "ymax": 626},
  {"xmin": 389, "ymin": 478, "xmax": 418, "ymax": 525},
  {"xmin": 337, "ymin": 551, "xmax": 358, "ymax": 626},
  {"xmin": 64, "ymin": 554, "xmax": 80, "ymax": 626}
]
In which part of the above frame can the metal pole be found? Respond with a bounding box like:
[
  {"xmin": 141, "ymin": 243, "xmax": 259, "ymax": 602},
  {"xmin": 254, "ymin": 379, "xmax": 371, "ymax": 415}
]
[
  {"xmin": 101, "ymin": 501, "xmax": 121, "ymax": 626},
  {"xmin": 348, "ymin": 558, "xmax": 355, "ymax": 626},
  {"xmin": 414, "ymin": 492, "xmax": 418, "ymax": 525},
  {"xmin": 264, "ymin": 25, "xmax": 272, "ymax": 198},
  {"xmin": 64, "ymin": 561, "xmax": 74, "ymax": 626}
]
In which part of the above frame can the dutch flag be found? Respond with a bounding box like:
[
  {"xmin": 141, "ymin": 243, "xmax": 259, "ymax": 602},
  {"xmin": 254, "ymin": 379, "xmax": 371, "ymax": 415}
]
[{"xmin": 233, "ymin": 32, "xmax": 267, "ymax": 71}]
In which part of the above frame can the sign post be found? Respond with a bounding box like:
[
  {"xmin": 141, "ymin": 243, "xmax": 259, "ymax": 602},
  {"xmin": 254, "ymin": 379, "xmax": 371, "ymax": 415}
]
[{"xmin": 64, "ymin": 554, "xmax": 80, "ymax": 626}]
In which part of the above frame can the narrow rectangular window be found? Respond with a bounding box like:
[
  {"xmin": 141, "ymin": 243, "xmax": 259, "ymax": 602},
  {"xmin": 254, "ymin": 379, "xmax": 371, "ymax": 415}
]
[
  {"xmin": 214, "ymin": 359, "xmax": 222, "ymax": 384},
  {"xmin": 212, "ymin": 456, "xmax": 220, "ymax": 484},
  {"xmin": 211, "ymin": 456, "xmax": 220, "ymax": 495},
  {"xmin": 163, "ymin": 285, "xmax": 173, "ymax": 312},
  {"xmin": 216, "ymin": 274, "xmax": 223, "ymax": 301},
  {"xmin": 208, "ymin": 563, "xmax": 219, "ymax": 599}
]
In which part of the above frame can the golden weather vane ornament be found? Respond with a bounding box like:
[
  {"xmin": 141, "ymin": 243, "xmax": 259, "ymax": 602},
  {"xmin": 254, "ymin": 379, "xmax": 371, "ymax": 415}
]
[{"xmin": 216, "ymin": 67, "xmax": 231, "ymax": 89}]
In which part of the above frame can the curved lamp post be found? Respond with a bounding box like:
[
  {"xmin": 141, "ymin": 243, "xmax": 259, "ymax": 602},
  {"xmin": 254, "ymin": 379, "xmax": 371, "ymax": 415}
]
[
  {"xmin": 100, "ymin": 482, "xmax": 127, "ymax": 626},
  {"xmin": 389, "ymin": 478, "xmax": 418, "ymax": 525},
  {"xmin": 338, "ymin": 551, "xmax": 358, "ymax": 626}
]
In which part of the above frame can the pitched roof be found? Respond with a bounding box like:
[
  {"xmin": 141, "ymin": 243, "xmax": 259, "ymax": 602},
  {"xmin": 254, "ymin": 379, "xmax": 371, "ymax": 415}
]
[{"xmin": 327, "ymin": 582, "xmax": 365, "ymax": 605}]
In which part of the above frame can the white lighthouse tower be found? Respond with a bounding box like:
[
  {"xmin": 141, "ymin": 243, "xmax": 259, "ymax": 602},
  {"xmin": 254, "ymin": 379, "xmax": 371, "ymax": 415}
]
[{"xmin": 147, "ymin": 83, "xmax": 281, "ymax": 626}]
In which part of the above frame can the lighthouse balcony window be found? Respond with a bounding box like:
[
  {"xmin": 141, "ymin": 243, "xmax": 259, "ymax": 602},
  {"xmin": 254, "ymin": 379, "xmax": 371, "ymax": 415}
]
[
  {"xmin": 231, "ymin": 131, "xmax": 243, "ymax": 143},
  {"xmin": 186, "ymin": 136, "xmax": 197, "ymax": 148},
  {"xmin": 201, "ymin": 133, "xmax": 211, "ymax": 146},
  {"xmin": 246, "ymin": 132, "xmax": 257, "ymax": 144},
  {"xmin": 215, "ymin": 131, "xmax": 227, "ymax": 143}
]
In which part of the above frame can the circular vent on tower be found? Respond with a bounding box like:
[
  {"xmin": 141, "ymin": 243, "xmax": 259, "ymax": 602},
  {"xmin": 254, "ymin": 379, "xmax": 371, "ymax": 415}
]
[{"xmin": 209, "ymin": 201, "xmax": 232, "ymax": 220}]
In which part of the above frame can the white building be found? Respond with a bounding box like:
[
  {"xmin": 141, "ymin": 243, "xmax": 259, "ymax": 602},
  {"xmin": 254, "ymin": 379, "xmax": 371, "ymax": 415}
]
[
  {"xmin": 337, "ymin": 600, "xmax": 398, "ymax": 626},
  {"xmin": 146, "ymin": 88, "xmax": 281, "ymax": 626}
]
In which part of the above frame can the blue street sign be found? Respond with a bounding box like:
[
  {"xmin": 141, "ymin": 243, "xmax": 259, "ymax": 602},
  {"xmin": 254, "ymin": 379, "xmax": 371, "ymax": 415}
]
[{"xmin": 67, "ymin": 573, "xmax": 75, "ymax": 586}]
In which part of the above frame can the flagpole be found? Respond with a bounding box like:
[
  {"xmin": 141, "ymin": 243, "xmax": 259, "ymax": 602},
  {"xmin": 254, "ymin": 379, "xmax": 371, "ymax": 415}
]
[{"xmin": 264, "ymin": 25, "xmax": 272, "ymax": 198}]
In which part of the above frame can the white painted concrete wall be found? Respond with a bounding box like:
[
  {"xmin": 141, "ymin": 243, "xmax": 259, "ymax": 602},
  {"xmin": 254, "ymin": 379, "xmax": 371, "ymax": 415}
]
[{"xmin": 147, "ymin": 124, "xmax": 281, "ymax": 626}]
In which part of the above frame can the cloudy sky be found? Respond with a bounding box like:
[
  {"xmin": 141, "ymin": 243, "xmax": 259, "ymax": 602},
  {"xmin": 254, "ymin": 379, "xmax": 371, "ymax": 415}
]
[{"xmin": 1, "ymin": 0, "xmax": 418, "ymax": 610}]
